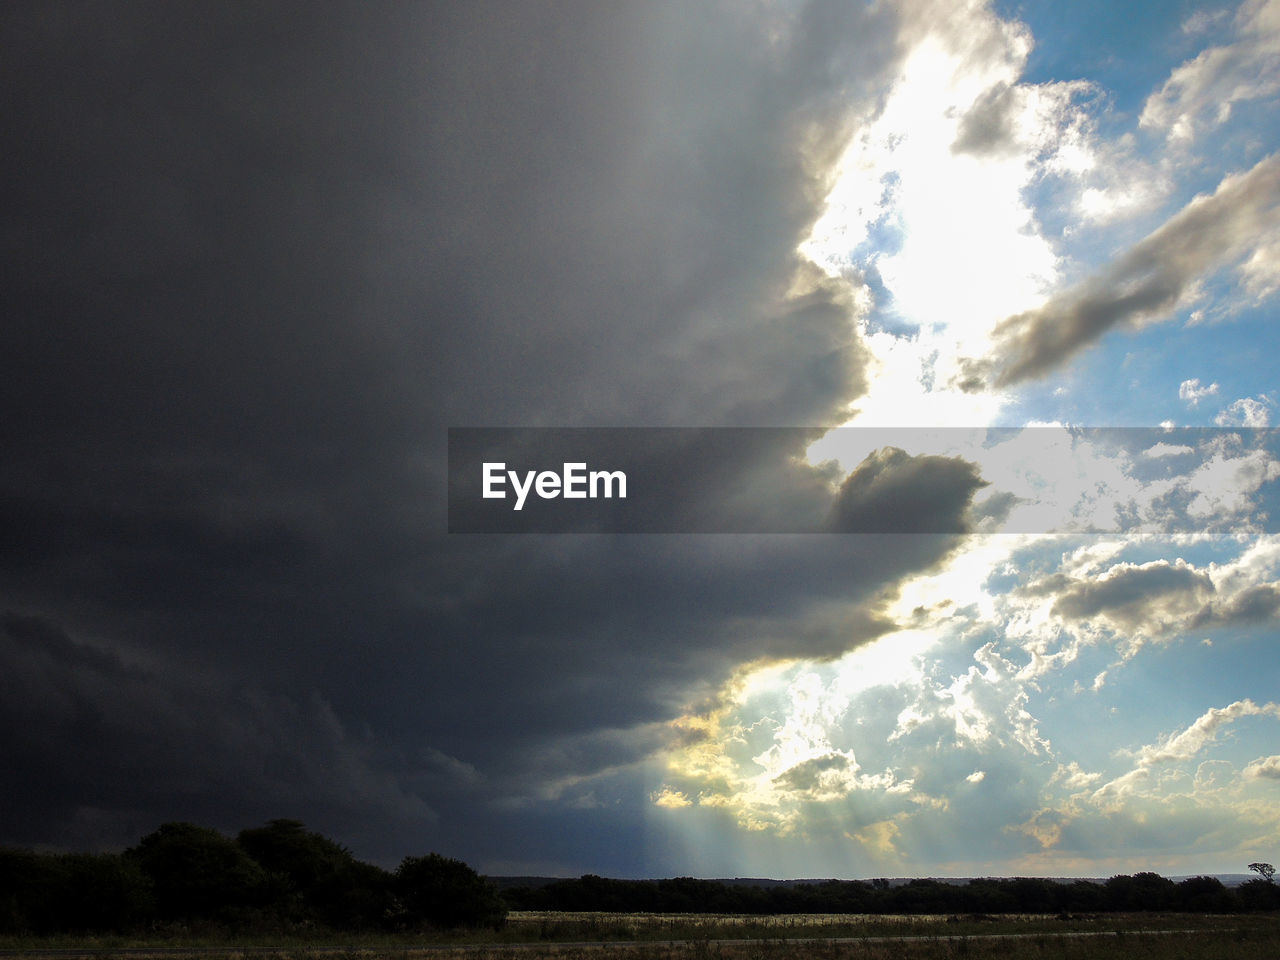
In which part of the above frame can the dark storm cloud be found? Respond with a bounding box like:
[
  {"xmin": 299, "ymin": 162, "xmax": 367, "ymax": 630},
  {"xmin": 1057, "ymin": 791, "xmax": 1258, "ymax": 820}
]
[
  {"xmin": 0, "ymin": 612, "xmax": 433, "ymax": 852},
  {"xmin": 830, "ymin": 447, "xmax": 987, "ymax": 533},
  {"xmin": 0, "ymin": 1, "xmax": 981, "ymax": 872}
]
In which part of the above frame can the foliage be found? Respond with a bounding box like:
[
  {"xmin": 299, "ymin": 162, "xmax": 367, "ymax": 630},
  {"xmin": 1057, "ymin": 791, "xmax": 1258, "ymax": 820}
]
[
  {"xmin": 1175, "ymin": 875, "xmax": 1233, "ymax": 912},
  {"xmin": 236, "ymin": 819, "xmax": 394, "ymax": 928},
  {"xmin": 0, "ymin": 849, "xmax": 152, "ymax": 934},
  {"xmin": 2, "ymin": 818, "xmax": 1277, "ymax": 936},
  {"xmin": 393, "ymin": 853, "xmax": 507, "ymax": 930},
  {"xmin": 53, "ymin": 852, "xmax": 155, "ymax": 931},
  {"xmin": 1102, "ymin": 872, "xmax": 1175, "ymax": 911},
  {"xmin": 1248, "ymin": 861, "xmax": 1275, "ymax": 882},
  {"xmin": 501, "ymin": 870, "xmax": 1280, "ymax": 916},
  {"xmin": 1237, "ymin": 877, "xmax": 1280, "ymax": 911},
  {"xmin": 128, "ymin": 822, "xmax": 272, "ymax": 923}
]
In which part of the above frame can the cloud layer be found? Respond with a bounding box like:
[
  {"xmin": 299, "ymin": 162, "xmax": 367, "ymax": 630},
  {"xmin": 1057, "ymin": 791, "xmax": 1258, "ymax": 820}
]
[{"xmin": 4, "ymin": 1, "xmax": 1280, "ymax": 881}]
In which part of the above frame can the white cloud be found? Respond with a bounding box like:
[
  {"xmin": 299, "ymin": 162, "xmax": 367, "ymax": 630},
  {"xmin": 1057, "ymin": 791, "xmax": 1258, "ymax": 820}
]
[
  {"xmin": 1144, "ymin": 441, "xmax": 1195, "ymax": 457},
  {"xmin": 1141, "ymin": 0, "xmax": 1280, "ymax": 142},
  {"xmin": 1194, "ymin": 759, "xmax": 1237, "ymax": 790},
  {"xmin": 652, "ymin": 786, "xmax": 693, "ymax": 809},
  {"xmin": 1237, "ymin": 236, "xmax": 1280, "ymax": 302},
  {"xmin": 658, "ymin": 652, "xmax": 927, "ymax": 835},
  {"xmin": 1012, "ymin": 533, "xmax": 1280, "ymax": 658},
  {"xmin": 1136, "ymin": 699, "xmax": 1280, "ymax": 766},
  {"xmin": 1182, "ymin": 8, "xmax": 1233, "ymax": 36},
  {"xmin": 1183, "ymin": 434, "xmax": 1280, "ymax": 518},
  {"xmin": 1216, "ymin": 395, "xmax": 1274, "ymax": 426},
  {"xmin": 908, "ymin": 426, "xmax": 1276, "ymax": 535},
  {"xmin": 1053, "ymin": 761, "xmax": 1102, "ymax": 789},
  {"xmin": 1244, "ymin": 755, "xmax": 1280, "ymax": 778},
  {"xmin": 800, "ymin": 1, "xmax": 1116, "ymax": 429},
  {"xmin": 1090, "ymin": 767, "xmax": 1151, "ymax": 805},
  {"xmin": 1061, "ymin": 699, "xmax": 1280, "ymax": 839},
  {"xmin": 655, "ymin": 531, "xmax": 1280, "ymax": 871},
  {"xmin": 1179, "ymin": 378, "xmax": 1220, "ymax": 405}
]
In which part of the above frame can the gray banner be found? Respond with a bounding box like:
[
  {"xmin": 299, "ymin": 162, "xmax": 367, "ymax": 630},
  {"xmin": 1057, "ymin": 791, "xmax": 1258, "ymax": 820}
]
[{"xmin": 447, "ymin": 427, "xmax": 1280, "ymax": 534}]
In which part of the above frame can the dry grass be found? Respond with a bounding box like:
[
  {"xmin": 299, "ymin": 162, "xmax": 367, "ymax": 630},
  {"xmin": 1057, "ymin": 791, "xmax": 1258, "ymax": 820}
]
[
  {"xmin": 377, "ymin": 922, "xmax": 1280, "ymax": 960},
  {"xmin": 2, "ymin": 913, "xmax": 1276, "ymax": 960}
]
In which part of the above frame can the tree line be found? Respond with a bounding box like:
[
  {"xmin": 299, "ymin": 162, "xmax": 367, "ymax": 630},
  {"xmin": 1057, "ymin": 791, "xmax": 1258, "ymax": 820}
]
[
  {"xmin": 2, "ymin": 819, "xmax": 1277, "ymax": 935},
  {"xmin": 0, "ymin": 820, "xmax": 506, "ymax": 934},
  {"xmin": 502, "ymin": 870, "xmax": 1280, "ymax": 916}
]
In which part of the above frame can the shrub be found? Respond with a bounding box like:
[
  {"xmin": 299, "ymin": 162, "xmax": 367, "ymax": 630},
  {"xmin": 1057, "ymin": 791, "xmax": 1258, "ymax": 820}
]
[
  {"xmin": 238, "ymin": 819, "xmax": 394, "ymax": 928},
  {"xmin": 394, "ymin": 853, "xmax": 507, "ymax": 930},
  {"xmin": 128, "ymin": 822, "xmax": 271, "ymax": 922}
]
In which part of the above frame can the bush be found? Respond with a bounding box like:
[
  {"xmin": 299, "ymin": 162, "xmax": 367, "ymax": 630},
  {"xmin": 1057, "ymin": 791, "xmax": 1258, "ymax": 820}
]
[
  {"xmin": 0, "ymin": 848, "xmax": 153, "ymax": 933},
  {"xmin": 58, "ymin": 853, "xmax": 155, "ymax": 930},
  {"xmin": 0, "ymin": 848, "xmax": 67, "ymax": 933},
  {"xmin": 128, "ymin": 822, "xmax": 271, "ymax": 922},
  {"xmin": 1237, "ymin": 877, "xmax": 1280, "ymax": 911},
  {"xmin": 238, "ymin": 819, "xmax": 394, "ymax": 928},
  {"xmin": 1103, "ymin": 871, "xmax": 1175, "ymax": 911},
  {"xmin": 1175, "ymin": 875, "xmax": 1233, "ymax": 912},
  {"xmin": 394, "ymin": 853, "xmax": 507, "ymax": 930}
]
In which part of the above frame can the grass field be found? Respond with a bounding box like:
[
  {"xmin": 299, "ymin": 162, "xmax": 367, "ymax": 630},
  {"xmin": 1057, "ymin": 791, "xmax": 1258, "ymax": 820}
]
[
  {"xmin": 500, "ymin": 911, "xmax": 1276, "ymax": 957},
  {"xmin": 2, "ymin": 912, "xmax": 1277, "ymax": 959}
]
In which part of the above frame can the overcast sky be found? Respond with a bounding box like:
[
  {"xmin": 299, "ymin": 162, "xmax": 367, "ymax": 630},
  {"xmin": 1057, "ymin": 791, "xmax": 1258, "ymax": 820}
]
[{"xmin": 4, "ymin": 0, "xmax": 1280, "ymax": 880}]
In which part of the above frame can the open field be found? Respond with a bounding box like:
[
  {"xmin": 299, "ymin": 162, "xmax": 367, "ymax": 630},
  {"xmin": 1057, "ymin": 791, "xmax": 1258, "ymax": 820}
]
[{"xmin": 2, "ymin": 912, "xmax": 1278, "ymax": 959}]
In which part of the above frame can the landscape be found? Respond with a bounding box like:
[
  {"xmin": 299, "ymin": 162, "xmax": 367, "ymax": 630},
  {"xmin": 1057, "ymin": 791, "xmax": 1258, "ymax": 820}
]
[
  {"xmin": 4, "ymin": 3, "xmax": 1280, "ymax": 959},
  {"xmin": 3, "ymin": 820, "xmax": 1279, "ymax": 958}
]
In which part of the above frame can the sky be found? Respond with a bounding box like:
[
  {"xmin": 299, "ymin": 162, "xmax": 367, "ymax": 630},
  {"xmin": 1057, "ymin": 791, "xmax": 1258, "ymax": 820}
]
[{"xmin": 3, "ymin": 0, "xmax": 1280, "ymax": 881}]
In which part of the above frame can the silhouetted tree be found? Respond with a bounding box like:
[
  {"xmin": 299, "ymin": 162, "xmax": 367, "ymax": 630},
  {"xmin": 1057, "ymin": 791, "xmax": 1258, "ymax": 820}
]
[
  {"xmin": 1102, "ymin": 872, "xmax": 1175, "ymax": 911},
  {"xmin": 1248, "ymin": 861, "xmax": 1275, "ymax": 883},
  {"xmin": 0, "ymin": 848, "xmax": 66, "ymax": 933},
  {"xmin": 394, "ymin": 853, "xmax": 506, "ymax": 930},
  {"xmin": 238, "ymin": 820, "xmax": 350, "ymax": 892},
  {"xmin": 128, "ymin": 822, "xmax": 270, "ymax": 922},
  {"xmin": 1006, "ymin": 877, "xmax": 1060, "ymax": 913},
  {"xmin": 1238, "ymin": 877, "xmax": 1280, "ymax": 911},
  {"xmin": 237, "ymin": 819, "xmax": 393, "ymax": 928},
  {"xmin": 1062, "ymin": 878, "xmax": 1105, "ymax": 912},
  {"xmin": 14, "ymin": 817, "xmax": 1280, "ymax": 932},
  {"xmin": 893, "ymin": 878, "xmax": 952, "ymax": 913},
  {"xmin": 57, "ymin": 853, "xmax": 155, "ymax": 931},
  {"xmin": 1175, "ymin": 876, "xmax": 1232, "ymax": 912},
  {"xmin": 0, "ymin": 849, "xmax": 154, "ymax": 933}
]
